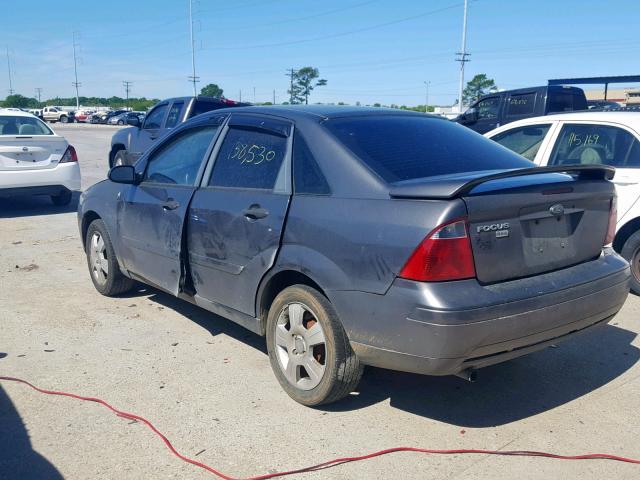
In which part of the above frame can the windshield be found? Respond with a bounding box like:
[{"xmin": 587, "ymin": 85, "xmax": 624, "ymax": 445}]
[
  {"xmin": 323, "ymin": 115, "xmax": 532, "ymax": 183},
  {"xmin": 0, "ymin": 115, "xmax": 54, "ymax": 135}
]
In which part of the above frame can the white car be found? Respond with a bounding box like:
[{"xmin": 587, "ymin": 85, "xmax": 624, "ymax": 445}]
[
  {"xmin": 0, "ymin": 109, "xmax": 81, "ymax": 205},
  {"xmin": 486, "ymin": 111, "xmax": 640, "ymax": 293}
]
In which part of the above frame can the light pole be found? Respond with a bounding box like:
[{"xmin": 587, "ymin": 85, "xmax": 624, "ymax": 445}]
[{"xmin": 424, "ymin": 81, "xmax": 430, "ymax": 113}]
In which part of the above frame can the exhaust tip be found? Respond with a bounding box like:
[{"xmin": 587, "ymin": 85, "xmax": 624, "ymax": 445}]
[{"xmin": 455, "ymin": 368, "xmax": 477, "ymax": 382}]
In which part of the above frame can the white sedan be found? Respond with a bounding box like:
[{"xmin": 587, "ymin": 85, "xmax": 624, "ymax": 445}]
[
  {"xmin": 0, "ymin": 109, "xmax": 81, "ymax": 205},
  {"xmin": 486, "ymin": 111, "xmax": 640, "ymax": 293}
]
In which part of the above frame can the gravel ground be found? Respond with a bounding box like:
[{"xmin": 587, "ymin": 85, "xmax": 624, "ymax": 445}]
[{"xmin": 1, "ymin": 123, "xmax": 639, "ymax": 480}]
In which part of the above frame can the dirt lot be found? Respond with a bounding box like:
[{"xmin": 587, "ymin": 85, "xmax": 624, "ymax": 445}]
[{"xmin": 1, "ymin": 123, "xmax": 640, "ymax": 479}]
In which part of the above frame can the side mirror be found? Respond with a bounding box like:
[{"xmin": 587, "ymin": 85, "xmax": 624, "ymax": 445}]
[
  {"xmin": 462, "ymin": 108, "xmax": 478, "ymax": 123},
  {"xmin": 127, "ymin": 116, "xmax": 140, "ymax": 127},
  {"xmin": 108, "ymin": 165, "xmax": 138, "ymax": 184}
]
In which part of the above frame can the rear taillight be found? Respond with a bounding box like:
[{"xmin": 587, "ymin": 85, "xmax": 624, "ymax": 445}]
[
  {"xmin": 60, "ymin": 145, "xmax": 78, "ymax": 163},
  {"xmin": 604, "ymin": 197, "xmax": 617, "ymax": 246},
  {"xmin": 399, "ymin": 218, "xmax": 476, "ymax": 282}
]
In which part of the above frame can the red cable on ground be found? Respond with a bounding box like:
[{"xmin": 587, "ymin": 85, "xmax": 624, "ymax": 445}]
[{"xmin": 2, "ymin": 375, "xmax": 639, "ymax": 479}]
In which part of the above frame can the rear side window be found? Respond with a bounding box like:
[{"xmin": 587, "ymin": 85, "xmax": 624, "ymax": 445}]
[
  {"xmin": 209, "ymin": 128, "xmax": 288, "ymax": 190},
  {"xmin": 506, "ymin": 93, "xmax": 536, "ymax": 117},
  {"xmin": 491, "ymin": 124, "xmax": 551, "ymax": 161},
  {"xmin": 191, "ymin": 100, "xmax": 224, "ymax": 118},
  {"xmin": 165, "ymin": 101, "xmax": 184, "ymax": 128},
  {"xmin": 549, "ymin": 123, "xmax": 640, "ymax": 168},
  {"xmin": 324, "ymin": 116, "xmax": 532, "ymax": 183},
  {"xmin": 293, "ymin": 133, "xmax": 330, "ymax": 195},
  {"xmin": 548, "ymin": 92, "xmax": 579, "ymax": 113},
  {"xmin": 143, "ymin": 126, "xmax": 217, "ymax": 185},
  {"xmin": 143, "ymin": 103, "xmax": 168, "ymax": 129},
  {"xmin": 0, "ymin": 115, "xmax": 52, "ymax": 135}
]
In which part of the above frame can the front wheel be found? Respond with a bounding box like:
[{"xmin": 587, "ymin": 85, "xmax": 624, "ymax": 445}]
[
  {"xmin": 85, "ymin": 219, "xmax": 135, "ymax": 296},
  {"xmin": 117, "ymin": 120, "xmax": 125, "ymax": 125},
  {"xmin": 266, "ymin": 285, "xmax": 363, "ymax": 406},
  {"xmin": 59, "ymin": 115, "xmax": 68, "ymax": 123},
  {"xmin": 621, "ymin": 230, "xmax": 640, "ymax": 295}
]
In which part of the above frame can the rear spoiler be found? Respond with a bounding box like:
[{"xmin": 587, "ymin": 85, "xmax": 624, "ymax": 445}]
[{"xmin": 389, "ymin": 165, "xmax": 616, "ymax": 200}]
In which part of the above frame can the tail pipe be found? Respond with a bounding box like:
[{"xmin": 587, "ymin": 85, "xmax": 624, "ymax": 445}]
[{"xmin": 455, "ymin": 368, "xmax": 477, "ymax": 382}]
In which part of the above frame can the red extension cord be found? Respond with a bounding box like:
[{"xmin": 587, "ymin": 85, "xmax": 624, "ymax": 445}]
[{"xmin": 1, "ymin": 375, "xmax": 639, "ymax": 479}]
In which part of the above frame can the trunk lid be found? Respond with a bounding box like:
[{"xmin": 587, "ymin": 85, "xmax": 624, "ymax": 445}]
[
  {"xmin": 0, "ymin": 135, "xmax": 67, "ymax": 171},
  {"xmin": 390, "ymin": 166, "xmax": 616, "ymax": 284}
]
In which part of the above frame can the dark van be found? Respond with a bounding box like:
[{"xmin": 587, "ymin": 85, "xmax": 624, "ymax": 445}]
[{"xmin": 455, "ymin": 85, "xmax": 588, "ymax": 134}]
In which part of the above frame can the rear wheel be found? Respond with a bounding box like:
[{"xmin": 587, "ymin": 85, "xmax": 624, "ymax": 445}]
[
  {"xmin": 59, "ymin": 115, "xmax": 68, "ymax": 123},
  {"xmin": 85, "ymin": 219, "xmax": 135, "ymax": 296},
  {"xmin": 621, "ymin": 230, "xmax": 640, "ymax": 295},
  {"xmin": 117, "ymin": 119, "xmax": 125, "ymax": 125},
  {"xmin": 266, "ymin": 285, "xmax": 363, "ymax": 406},
  {"xmin": 51, "ymin": 190, "xmax": 72, "ymax": 206}
]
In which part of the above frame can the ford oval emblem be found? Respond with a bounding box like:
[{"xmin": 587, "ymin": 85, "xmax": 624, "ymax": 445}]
[
  {"xmin": 549, "ymin": 204, "xmax": 565, "ymax": 216},
  {"xmin": 22, "ymin": 147, "xmax": 28, "ymax": 152}
]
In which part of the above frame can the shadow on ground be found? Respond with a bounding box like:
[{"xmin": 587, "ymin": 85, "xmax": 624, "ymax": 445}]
[
  {"xmin": 128, "ymin": 286, "xmax": 639, "ymax": 427},
  {"xmin": 0, "ymin": 380, "xmax": 63, "ymax": 479},
  {"xmin": 0, "ymin": 192, "xmax": 80, "ymax": 219}
]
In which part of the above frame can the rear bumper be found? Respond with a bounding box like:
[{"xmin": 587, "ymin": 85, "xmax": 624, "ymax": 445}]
[
  {"xmin": 330, "ymin": 249, "xmax": 631, "ymax": 376},
  {"xmin": 0, "ymin": 163, "xmax": 81, "ymax": 194}
]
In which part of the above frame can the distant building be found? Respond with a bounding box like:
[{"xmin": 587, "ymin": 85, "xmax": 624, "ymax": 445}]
[{"xmin": 585, "ymin": 87, "xmax": 640, "ymax": 105}]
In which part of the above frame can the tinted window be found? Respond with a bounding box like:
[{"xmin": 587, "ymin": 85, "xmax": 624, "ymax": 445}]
[
  {"xmin": 324, "ymin": 116, "xmax": 532, "ymax": 183},
  {"xmin": 549, "ymin": 124, "xmax": 640, "ymax": 168},
  {"xmin": 191, "ymin": 100, "xmax": 223, "ymax": 118},
  {"xmin": 143, "ymin": 126, "xmax": 217, "ymax": 185},
  {"xmin": 0, "ymin": 115, "xmax": 53, "ymax": 135},
  {"xmin": 165, "ymin": 102, "xmax": 184, "ymax": 128},
  {"xmin": 506, "ymin": 93, "xmax": 536, "ymax": 116},
  {"xmin": 548, "ymin": 93, "xmax": 578, "ymax": 113},
  {"xmin": 209, "ymin": 127, "xmax": 287, "ymax": 189},
  {"xmin": 491, "ymin": 124, "xmax": 551, "ymax": 161},
  {"xmin": 477, "ymin": 97, "xmax": 500, "ymax": 119},
  {"xmin": 293, "ymin": 133, "xmax": 330, "ymax": 195},
  {"xmin": 143, "ymin": 103, "xmax": 168, "ymax": 129}
]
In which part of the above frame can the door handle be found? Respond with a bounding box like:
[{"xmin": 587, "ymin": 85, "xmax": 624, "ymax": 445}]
[
  {"xmin": 150, "ymin": 136, "xmax": 158, "ymax": 140},
  {"xmin": 242, "ymin": 204, "xmax": 269, "ymax": 220},
  {"xmin": 162, "ymin": 199, "xmax": 180, "ymax": 211}
]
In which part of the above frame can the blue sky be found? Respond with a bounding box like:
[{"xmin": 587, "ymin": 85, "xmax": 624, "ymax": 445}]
[{"xmin": 2, "ymin": 0, "xmax": 639, "ymax": 105}]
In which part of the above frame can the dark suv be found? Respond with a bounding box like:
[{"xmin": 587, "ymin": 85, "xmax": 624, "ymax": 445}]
[
  {"xmin": 109, "ymin": 96, "xmax": 248, "ymax": 167},
  {"xmin": 79, "ymin": 106, "xmax": 630, "ymax": 406}
]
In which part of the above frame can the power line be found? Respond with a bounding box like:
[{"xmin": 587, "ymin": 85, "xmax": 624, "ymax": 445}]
[
  {"xmin": 72, "ymin": 32, "xmax": 81, "ymax": 109},
  {"xmin": 6, "ymin": 46, "xmax": 14, "ymax": 95}
]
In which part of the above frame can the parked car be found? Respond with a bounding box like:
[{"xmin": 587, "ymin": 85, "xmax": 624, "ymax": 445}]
[
  {"xmin": 27, "ymin": 108, "xmax": 44, "ymax": 119},
  {"xmin": 108, "ymin": 111, "xmax": 145, "ymax": 126},
  {"xmin": 486, "ymin": 111, "xmax": 640, "ymax": 293},
  {"xmin": 587, "ymin": 100, "xmax": 622, "ymax": 110},
  {"xmin": 91, "ymin": 109, "xmax": 127, "ymax": 125},
  {"xmin": 109, "ymin": 96, "xmax": 249, "ymax": 167},
  {"xmin": 74, "ymin": 109, "xmax": 95, "ymax": 123},
  {"xmin": 79, "ymin": 106, "xmax": 629, "ymax": 405},
  {"xmin": 42, "ymin": 106, "xmax": 76, "ymax": 124},
  {"xmin": 0, "ymin": 109, "xmax": 80, "ymax": 205},
  {"xmin": 455, "ymin": 86, "xmax": 588, "ymax": 134}
]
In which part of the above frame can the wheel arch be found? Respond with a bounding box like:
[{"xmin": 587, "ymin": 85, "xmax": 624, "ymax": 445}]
[
  {"xmin": 81, "ymin": 210, "xmax": 102, "ymax": 252},
  {"xmin": 109, "ymin": 143, "xmax": 126, "ymax": 167},
  {"xmin": 613, "ymin": 216, "xmax": 640, "ymax": 253}
]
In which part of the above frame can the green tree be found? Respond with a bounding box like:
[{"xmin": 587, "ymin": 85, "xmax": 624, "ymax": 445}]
[
  {"xmin": 462, "ymin": 74, "xmax": 497, "ymax": 105},
  {"xmin": 288, "ymin": 67, "xmax": 327, "ymax": 105},
  {"xmin": 2, "ymin": 94, "xmax": 38, "ymax": 108},
  {"xmin": 200, "ymin": 83, "xmax": 224, "ymax": 98}
]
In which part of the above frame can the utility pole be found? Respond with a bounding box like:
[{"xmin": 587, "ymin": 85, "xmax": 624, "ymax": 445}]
[
  {"xmin": 35, "ymin": 87, "xmax": 42, "ymax": 105},
  {"xmin": 187, "ymin": 0, "xmax": 199, "ymax": 96},
  {"xmin": 456, "ymin": 0, "xmax": 470, "ymax": 113},
  {"xmin": 286, "ymin": 68, "xmax": 296, "ymax": 104},
  {"xmin": 6, "ymin": 47, "xmax": 14, "ymax": 95},
  {"xmin": 239, "ymin": 89, "xmax": 242, "ymax": 102},
  {"xmin": 273, "ymin": 89, "xmax": 276, "ymax": 105},
  {"xmin": 72, "ymin": 32, "xmax": 81, "ymax": 109},
  {"xmin": 423, "ymin": 80, "xmax": 430, "ymax": 113},
  {"xmin": 123, "ymin": 81, "xmax": 132, "ymax": 109},
  {"xmin": 253, "ymin": 86, "xmax": 256, "ymax": 103}
]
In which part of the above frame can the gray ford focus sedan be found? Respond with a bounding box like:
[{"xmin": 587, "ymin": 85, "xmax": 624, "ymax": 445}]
[{"xmin": 78, "ymin": 106, "xmax": 630, "ymax": 406}]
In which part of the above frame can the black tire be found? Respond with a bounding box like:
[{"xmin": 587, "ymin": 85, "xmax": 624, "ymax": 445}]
[
  {"xmin": 85, "ymin": 219, "xmax": 135, "ymax": 296},
  {"xmin": 266, "ymin": 285, "xmax": 363, "ymax": 406},
  {"xmin": 621, "ymin": 230, "xmax": 640, "ymax": 295},
  {"xmin": 112, "ymin": 150, "xmax": 127, "ymax": 167},
  {"xmin": 59, "ymin": 115, "xmax": 68, "ymax": 124},
  {"xmin": 50, "ymin": 190, "xmax": 72, "ymax": 206},
  {"xmin": 117, "ymin": 120, "xmax": 125, "ymax": 125}
]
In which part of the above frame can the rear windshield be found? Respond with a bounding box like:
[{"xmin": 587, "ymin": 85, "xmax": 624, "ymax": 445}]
[
  {"xmin": 323, "ymin": 115, "xmax": 532, "ymax": 183},
  {"xmin": 0, "ymin": 115, "xmax": 53, "ymax": 135}
]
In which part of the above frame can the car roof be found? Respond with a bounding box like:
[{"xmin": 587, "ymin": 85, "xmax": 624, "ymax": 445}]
[
  {"xmin": 487, "ymin": 111, "xmax": 640, "ymax": 135},
  {"xmin": 206, "ymin": 104, "xmax": 441, "ymax": 121},
  {"xmin": 0, "ymin": 108, "xmax": 37, "ymax": 118}
]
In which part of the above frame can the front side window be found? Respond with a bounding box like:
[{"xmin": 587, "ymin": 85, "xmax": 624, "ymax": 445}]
[
  {"xmin": 165, "ymin": 101, "xmax": 184, "ymax": 128},
  {"xmin": 209, "ymin": 127, "xmax": 288, "ymax": 189},
  {"xmin": 143, "ymin": 126, "xmax": 217, "ymax": 185},
  {"xmin": 0, "ymin": 115, "xmax": 53, "ymax": 135},
  {"xmin": 506, "ymin": 93, "xmax": 536, "ymax": 117},
  {"xmin": 491, "ymin": 124, "xmax": 551, "ymax": 161},
  {"xmin": 549, "ymin": 123, "xmax": 640, "ymax": 167},
  {"xmin": 143, "ymin": 103, "xmax": 168, "ymax": 129},
  {"xmin": 477, "ymin": 97, "xmax": 500, "ymax": 119},
  {"xmin": 324, "ymin": 116, "xmax": 532, "ymax": 183}
]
